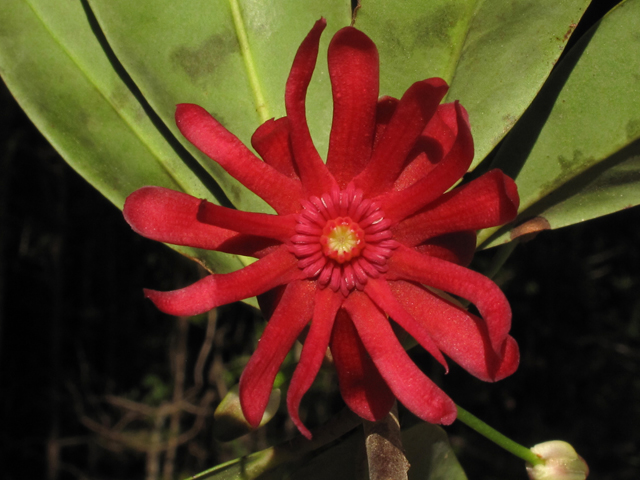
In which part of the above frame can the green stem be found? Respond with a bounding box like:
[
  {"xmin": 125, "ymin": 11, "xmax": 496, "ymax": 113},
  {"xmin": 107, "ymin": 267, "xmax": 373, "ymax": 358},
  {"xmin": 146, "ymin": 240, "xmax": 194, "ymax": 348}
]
[
  {"xmin": 228, "ymin": 0, "xmax": 270, "ymax": 123},
  {"xmin": 456, "ymin": 405, "xmax": 544, "ymax": 466}
]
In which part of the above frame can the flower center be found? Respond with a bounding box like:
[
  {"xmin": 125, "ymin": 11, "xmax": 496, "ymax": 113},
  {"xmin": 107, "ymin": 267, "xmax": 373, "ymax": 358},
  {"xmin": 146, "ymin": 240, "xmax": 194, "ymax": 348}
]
[
  {"xmin": 320, "ymin": 217, "xmax": 365, "ymax": 263},
  {"xmin": 291, "ymin": 184, "xmax": 397, "ymax": 296}
]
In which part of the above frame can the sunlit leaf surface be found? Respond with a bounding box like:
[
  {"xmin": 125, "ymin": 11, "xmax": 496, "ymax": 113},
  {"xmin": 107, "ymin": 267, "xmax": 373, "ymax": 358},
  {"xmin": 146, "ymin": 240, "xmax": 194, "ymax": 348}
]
[
  {"xmin": 88, "ymin": 0, "xmax": 352, "ymax": 213},
  {"xmin": 0, "ymin": 0, "xmax": 246, "ymax": 273},
  {"xmin": 354, "ymin": 0, "xmax": 591, "ymax": 167},
  {"xmin": 480, "ymin": 0, "xmax": 640, "ymax": 247}
]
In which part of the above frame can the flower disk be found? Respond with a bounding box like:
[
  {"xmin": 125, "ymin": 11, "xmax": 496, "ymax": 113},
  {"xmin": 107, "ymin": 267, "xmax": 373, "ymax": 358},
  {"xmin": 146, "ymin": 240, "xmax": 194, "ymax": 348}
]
[
  {"xmin": 292, "ymin": 184, "xmax": 397, "ymax": 295},
  {"xmin": 320, "ymin": 218, "xmax": 364, "ymax": 263}
]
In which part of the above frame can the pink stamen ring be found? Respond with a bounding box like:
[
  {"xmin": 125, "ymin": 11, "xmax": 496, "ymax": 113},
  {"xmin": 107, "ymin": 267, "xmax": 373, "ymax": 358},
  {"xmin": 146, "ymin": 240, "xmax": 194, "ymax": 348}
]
[{"xmin": 291, "ymin": 184, "xmax": 397, "ymax": 296}]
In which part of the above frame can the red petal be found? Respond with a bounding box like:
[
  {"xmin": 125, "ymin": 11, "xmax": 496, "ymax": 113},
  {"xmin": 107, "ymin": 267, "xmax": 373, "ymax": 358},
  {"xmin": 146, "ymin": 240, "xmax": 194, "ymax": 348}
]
[
  {"xmin": 287, "ymin": 288, "xmax": 343, "ymax": 438},
  {"xmin": 239, "ymin": 280, "xmax": 316, "ymax": 427},
  {"xmin": 387, "ymin": 245, "xmax": 512, "ymax": 354},
  {"xmin": 380, "ymin": 102, "xmax": 475, "ymax": 224},
  {"xmin": 353, "ymin": 78, "xmax": 449, "ymax": 196},
  {"xmin": 427, "ymin": 102, "xmax": 460, "ymax": 149},
  {"xmin": 175, "ymin": 104, "xmax": 302, "ymax": 214},
  {"xmin": 144, "ymin": 246, "xmax": 302, "ymax": 316},
  {"xmin": 393, "ymin": 103, "xmax": 458, "ymax": 191},
  {"xmin": 197, "ymin": 200, "xmax": 297, "ymax": 242},
  {"xmin": 373, "ymin": 96, "xmax": 399, "ymax": 150},
  {"xmin": 123, "ymin": 187, "xmax": 274, "ymax": 256},
  {"xmin": 389, "ymin": 280, "xmax": 519, "ymax": 382},
  {"xmin": 343, "ymin": 292, "xmax": 457, "ymax": 425},
  {"xmin": 330, "ymin": 309, "xmax": 395, "ymax": 421},
  {"xmin": 251, "ymin": 117, "xmax": 299, "ymax": 179},
  {"xmin": 364, "ymin": 278, "xmax": 448, "ymax": 370},
  {"xmin": 415, "ymin": 231, "xmax": 477, "ymax": 267},
  {"xmin": 393, "ymin": 169, "xmax": 519, "ymax": 246},
  {"xmin": 326, "ymin": 27, "xmax": 379, "ymax": 187},
  {"xmin": 284, "ymin": 19, "xmax": 337, "ymax": 196}
]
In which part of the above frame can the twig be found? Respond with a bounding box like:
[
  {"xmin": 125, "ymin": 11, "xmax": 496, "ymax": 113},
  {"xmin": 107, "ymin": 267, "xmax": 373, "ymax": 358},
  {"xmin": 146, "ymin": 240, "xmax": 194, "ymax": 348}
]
[
  {"xmin": 189, "ymin": 309, "xmax": 218, "ymax": 395},
  {"xmin": 163, "ymin": 316, "xmax": 190, "ymax": 480}
]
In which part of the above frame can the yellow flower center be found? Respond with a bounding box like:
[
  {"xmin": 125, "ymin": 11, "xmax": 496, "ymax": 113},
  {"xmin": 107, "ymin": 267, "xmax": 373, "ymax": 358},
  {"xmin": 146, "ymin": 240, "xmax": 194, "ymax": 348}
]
[{"xmin": 320, "ymin": 217, "xmax": 365, "ymax": 264}]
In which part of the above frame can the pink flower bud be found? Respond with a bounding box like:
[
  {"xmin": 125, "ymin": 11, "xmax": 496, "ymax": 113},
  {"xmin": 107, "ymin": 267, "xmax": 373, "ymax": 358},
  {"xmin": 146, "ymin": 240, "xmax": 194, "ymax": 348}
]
[{"xmin": 527, "ymin": 441, "xmax": 589, "ymax": 480}]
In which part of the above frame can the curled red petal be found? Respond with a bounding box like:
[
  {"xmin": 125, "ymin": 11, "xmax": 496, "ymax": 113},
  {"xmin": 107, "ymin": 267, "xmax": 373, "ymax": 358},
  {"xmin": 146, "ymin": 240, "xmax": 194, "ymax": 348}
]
[
  {"xmin": 389, "ymin": 280, "xmax": 520, "ymax": 382},
  {"xmin": 197, "ymin": 200, "xmax": 297, "ymax": 242},
  {"xmin": 387, "ymin": 245, "xmax": 512, "ymax": 354},
  {"xmin": 287, "ymin": 288, "xmax": 343, "ymax": 438},
  {"xmin": 251, "ymin": 117, "xmax": 298, "ymax": 179},
  {"xmin": 343, "ymin": 292, "xmax": 457, "ymax": 425},
  {"xmin": 364, "ymin": 278, "xmax": 448, "ymax": 371},
  {"xmin": 372, "ymin": 96, "xmax": 399, "ymax": 150},
  {"xmin": 393, "ymin": 169, "xmax": 520, "ymax": 246},
  {"xmin": 144, "ymin": 246, "xmax": 302, "ymax": 316},
  {"xmin": 284, "ymin": 19, "xmax": 337, "ymax": 196},
  {"xmin": 239, "ymin": 280, "xmax": 316, "ymax": 427},
  {"xmin": 175, "ymin": 104, "xmax": 302, "ymax": 214},
  {"xmin": 426, "ymin": 102, "xmax": 460, "ymax": 152},
  {"xmin": 123, "ymin": 186, "xmax": 274, "ymax": 256},
  {"xmin": 393, "ymin": 103, "xmax": 458, "ymax": 191},
  {"xmin": 330, "ymin": 309, "xmax": 395, "ymax": 421},
  {"xmin": 326, "ymin": 26, "xmax": 379, "ymax": 187},
  {"xmin": 354, "ymin": 78, "xmax": 449, "ymax": 196},
  {"xmin": 415, "ymin": 231, "xmax": 477, "ymax": 267},
  {"xmin": 380, "ymin": 101, "xmax": 475, "ymax": 224}
]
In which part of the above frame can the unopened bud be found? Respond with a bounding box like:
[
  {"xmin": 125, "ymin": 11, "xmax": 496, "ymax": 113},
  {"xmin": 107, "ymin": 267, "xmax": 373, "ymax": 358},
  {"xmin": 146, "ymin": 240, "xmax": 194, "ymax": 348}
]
[{"xmin": 526, "ymin": 441, "xmax": 589, "ymax": 480}]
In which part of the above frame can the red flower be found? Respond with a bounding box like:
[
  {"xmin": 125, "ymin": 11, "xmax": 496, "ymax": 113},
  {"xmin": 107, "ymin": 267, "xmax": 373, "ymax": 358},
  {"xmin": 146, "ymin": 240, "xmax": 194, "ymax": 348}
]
[{"xmin": 124, "ymin": 19, "xmax": 520, "ymax": 439}]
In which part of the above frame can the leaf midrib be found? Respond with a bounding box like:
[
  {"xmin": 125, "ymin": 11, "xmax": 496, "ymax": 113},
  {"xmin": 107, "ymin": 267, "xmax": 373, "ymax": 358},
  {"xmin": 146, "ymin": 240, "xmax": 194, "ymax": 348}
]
[
  {"xmin": 228, "ymin": 0, "xmax": 271, "ymax": 123},
  {"xmin": 443, "ymin": 0, "xmax": 482, "ymax": 99}
]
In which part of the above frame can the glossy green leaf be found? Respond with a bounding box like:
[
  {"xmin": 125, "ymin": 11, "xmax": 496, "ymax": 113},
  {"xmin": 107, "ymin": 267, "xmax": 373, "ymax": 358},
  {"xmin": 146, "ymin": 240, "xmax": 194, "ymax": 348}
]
[
  {"xmin": 0, "ymin": 0, "xmax": 244, "ymax": 274},
  {"xmin": 479, "ymin": 0, "xmax": 640, "ymax": 248},
  {"xmin": 354, "ymin": 0, "xmax": 591, "ymax": 167},
  {"xmin": 87, "ymin": 0, "xmax": 352, "ymax": 214}
]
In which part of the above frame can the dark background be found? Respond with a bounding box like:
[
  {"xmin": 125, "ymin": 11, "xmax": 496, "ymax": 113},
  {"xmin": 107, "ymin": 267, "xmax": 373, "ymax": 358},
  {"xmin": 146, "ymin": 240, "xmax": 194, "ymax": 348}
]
[{"xmin": 1, "ymin": 1, "xmax": 637, "ymax": 479}]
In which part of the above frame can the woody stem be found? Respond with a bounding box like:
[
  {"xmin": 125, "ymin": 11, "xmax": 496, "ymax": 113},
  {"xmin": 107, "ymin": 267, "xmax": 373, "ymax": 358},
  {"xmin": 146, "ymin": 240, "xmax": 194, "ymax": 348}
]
[{"xmin": 363, "ymin": 402, "xmax": 409, "ymax": 480}]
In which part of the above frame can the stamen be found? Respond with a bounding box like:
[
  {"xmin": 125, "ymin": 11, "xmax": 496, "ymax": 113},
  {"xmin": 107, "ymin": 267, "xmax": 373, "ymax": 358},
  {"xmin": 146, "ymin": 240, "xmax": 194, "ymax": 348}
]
[
  {"xmin": 320, "ymin": 217, "xmax": 365, "ymax": 263},
  {"xmin": 291, "ymin": 185, "xmax": 397, "ymax": 293}
]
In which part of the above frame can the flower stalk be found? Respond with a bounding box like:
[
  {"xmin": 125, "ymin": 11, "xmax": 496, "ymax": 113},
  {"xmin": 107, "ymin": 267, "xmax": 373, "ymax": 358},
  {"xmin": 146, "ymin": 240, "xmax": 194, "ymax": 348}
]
[{"xmin": 456, "ymin": 405, "xmax": 544, "ymax": 466}]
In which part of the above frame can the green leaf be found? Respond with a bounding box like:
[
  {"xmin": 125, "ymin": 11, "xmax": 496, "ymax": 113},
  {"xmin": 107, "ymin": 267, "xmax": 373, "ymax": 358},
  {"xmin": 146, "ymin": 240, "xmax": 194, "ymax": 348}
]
[
  {"xmin": 213, "ymin": 385, "xmax": 281, "ymax": 441},
  {"xmin": 0, "ymin": 0, "xmax": 209, "ymax": 205},
  {"xmin": 285, "ymin": 423, "xmax": 466, "ymax": 480},
  {"xmin": 354, "ymin": 0, "xmax": 591, "ymax": 167},
  {"xmin": 186, "ymin": 423, "xmax": 465, "ymax": 480},
  {"xmin": 403, "ymin": 423, "xmax": 467, "ymax": 480},
  {"xmin": 87, "ymin": 0, "xmax": 352, "ymax": 214},
  {"xmin": 0, "ymin": 0, "xmax": 245, "ymax": 274},
  {"xmin": 479, "ymin": 0, "xmax": 640, "ymax": 247}
]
